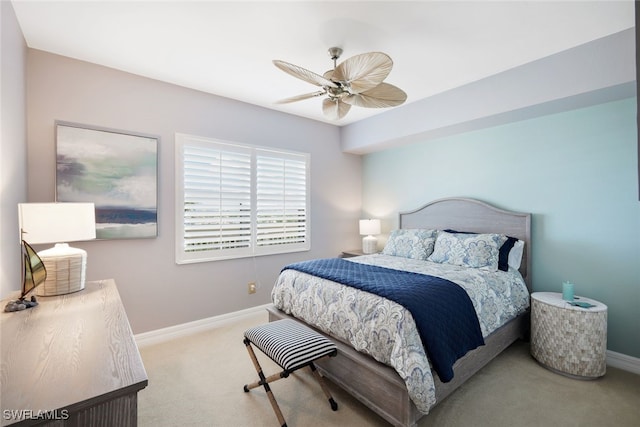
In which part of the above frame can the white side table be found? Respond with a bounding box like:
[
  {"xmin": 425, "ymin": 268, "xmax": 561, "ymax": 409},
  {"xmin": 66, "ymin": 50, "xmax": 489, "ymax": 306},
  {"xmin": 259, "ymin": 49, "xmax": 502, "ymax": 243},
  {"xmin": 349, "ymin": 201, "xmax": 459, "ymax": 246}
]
[{"xmin": 530, "ymin": 292, "xmax": 607, "ymax": 379}]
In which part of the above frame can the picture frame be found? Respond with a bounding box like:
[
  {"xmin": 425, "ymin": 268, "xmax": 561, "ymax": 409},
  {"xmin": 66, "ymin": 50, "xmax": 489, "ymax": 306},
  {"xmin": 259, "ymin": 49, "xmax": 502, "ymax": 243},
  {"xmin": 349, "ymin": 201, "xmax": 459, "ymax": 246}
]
[{"xmin": 55, "ymin": 121, "xmax": 159, "ymax": 239}]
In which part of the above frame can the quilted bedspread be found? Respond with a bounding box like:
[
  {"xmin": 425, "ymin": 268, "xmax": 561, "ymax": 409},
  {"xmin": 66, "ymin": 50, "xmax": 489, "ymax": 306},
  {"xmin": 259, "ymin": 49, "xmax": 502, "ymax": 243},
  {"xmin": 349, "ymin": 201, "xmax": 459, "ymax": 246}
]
[
  {"xmin": 271, "ymin": 254, "xmax": 530, "ymax": 414},
  {"xmin": 282, "ymin": 258, "xmax": 484, "ymax": 383}
]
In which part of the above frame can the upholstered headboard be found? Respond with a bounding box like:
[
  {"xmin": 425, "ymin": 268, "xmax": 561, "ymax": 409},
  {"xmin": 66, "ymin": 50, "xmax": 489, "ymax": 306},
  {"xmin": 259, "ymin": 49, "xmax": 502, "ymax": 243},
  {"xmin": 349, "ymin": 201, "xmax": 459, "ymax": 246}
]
[{"xmin": 399, "ymin": 197, "xmax": 532, "ymax": 291}]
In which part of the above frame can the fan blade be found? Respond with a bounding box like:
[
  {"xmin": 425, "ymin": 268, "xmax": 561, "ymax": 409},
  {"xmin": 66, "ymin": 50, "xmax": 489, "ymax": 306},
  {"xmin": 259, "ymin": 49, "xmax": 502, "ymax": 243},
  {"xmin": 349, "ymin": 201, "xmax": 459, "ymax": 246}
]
[
  {"xmin": 332, "ymin": 52, "xmax": 393, "ymax": 94},
  {"xmin": 342, "ymin": 83, "xmax": 407, "ymax": 108},
  {"xmin": 273, "ymin": 60, "xmax": 338, "ymax": 88},
  {"xmin": 275, "ymin": 91, "xmax": 326, "ymax": 104},
  {"xmin": 322, "ymin": 98, "xmax": 351, "ymax": 120}
]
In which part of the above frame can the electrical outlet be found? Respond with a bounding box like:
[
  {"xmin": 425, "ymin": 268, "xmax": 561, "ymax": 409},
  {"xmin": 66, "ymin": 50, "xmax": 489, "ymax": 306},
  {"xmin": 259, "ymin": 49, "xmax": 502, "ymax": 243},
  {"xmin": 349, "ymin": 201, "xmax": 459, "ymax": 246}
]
[{"xmin": 248, "ymin": 282, "xmax": 256, "ymax": 294}]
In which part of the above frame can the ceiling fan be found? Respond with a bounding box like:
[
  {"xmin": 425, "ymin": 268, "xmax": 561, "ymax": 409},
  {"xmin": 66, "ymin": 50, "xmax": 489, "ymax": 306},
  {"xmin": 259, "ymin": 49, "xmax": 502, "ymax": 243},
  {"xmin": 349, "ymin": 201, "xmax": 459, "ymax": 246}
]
[{"xmin": 273, "ymin": 47, "xmax": 407, "ymax": 120}]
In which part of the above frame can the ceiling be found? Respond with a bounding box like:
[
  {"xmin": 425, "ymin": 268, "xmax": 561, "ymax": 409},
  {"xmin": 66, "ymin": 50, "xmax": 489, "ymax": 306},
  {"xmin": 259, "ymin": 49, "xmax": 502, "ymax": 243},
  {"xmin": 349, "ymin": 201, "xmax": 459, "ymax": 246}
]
[{"xmin": 11, "ymin": 1, "xmax": 635, "ymax": 126}]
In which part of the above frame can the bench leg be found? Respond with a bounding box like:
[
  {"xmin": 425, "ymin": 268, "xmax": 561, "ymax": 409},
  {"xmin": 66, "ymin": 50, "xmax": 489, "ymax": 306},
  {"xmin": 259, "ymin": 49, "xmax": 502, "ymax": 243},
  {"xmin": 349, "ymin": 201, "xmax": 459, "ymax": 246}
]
[
  {"xmin": 243, "ymin": 339, "xmax": 288, "ymax": 427},
  {"xmin": 309, "ymin": 362, "xmax": 338, "ymax": 411}
]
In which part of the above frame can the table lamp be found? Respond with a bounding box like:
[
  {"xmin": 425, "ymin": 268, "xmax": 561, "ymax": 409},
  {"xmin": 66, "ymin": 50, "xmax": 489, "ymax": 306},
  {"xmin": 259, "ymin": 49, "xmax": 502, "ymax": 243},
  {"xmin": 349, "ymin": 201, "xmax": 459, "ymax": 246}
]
[
  {"xmin": 18, "ymin": 203, "xmax": 96, "ymax": 296},
  {"xmin": 359, "ymin": 219, "xmax": 381, "ymax": 254}
]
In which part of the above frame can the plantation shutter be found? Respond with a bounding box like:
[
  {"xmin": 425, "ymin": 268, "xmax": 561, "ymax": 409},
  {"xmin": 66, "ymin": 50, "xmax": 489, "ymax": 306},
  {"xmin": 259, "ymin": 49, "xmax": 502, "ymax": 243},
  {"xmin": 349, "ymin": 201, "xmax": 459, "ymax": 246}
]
[
  {"xmin": 180, "ymin": 140, "xmax": 252, "ymax": 260},
  {"xmin": 256, "ymin": 152, "xmax": 308, "ymax": 250},
  {"xmin": 175, "ymin": 134, "xmax": 309, "ymax": 264}
]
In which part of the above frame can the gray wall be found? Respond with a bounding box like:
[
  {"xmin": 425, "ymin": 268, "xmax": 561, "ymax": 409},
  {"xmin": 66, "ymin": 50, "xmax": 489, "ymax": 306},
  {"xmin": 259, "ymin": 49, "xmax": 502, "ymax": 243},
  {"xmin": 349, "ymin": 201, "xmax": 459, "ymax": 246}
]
[
  {"xmin": 0, "ymin": 2, "xmax": 28, "ymax": 298},
  {"xmin": 24, "ymin": 50, "xmax": 362, "ymax": 333}
]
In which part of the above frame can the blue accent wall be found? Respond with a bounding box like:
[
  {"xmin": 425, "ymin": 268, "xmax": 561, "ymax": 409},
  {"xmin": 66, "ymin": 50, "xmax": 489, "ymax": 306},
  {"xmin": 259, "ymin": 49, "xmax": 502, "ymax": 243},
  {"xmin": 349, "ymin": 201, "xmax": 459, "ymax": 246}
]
[{"xmin": 362, "ymin": 98, "xmax": 639, "ymax": 358}]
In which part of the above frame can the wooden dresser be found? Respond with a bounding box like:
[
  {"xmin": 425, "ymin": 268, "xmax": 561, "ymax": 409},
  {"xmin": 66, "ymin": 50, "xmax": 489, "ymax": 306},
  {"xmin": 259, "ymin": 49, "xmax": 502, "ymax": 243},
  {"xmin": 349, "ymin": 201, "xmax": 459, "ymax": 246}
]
[{"xmin": 1, "ymin": 279, "xmax": 148, "ymax": 426}]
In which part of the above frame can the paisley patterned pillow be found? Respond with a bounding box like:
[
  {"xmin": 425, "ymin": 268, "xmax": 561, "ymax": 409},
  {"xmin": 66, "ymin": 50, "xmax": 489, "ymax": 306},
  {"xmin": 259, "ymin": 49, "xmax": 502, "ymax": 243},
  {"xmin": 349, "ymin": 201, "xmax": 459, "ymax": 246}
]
[
  {"xmin": 428, "ymin": 231, "xmax": 508, "ymax": 271},
  {"xmin": 382, "ymin": 229, "xmax": 437, "ymax": 260}
]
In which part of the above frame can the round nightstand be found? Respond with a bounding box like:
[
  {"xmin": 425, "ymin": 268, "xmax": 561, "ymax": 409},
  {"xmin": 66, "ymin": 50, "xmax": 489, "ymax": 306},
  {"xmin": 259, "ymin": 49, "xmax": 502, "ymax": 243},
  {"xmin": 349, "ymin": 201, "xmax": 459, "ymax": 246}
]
[{"xmin": 530, "ymin": 292, "xmax": 607, "ymax": 379}]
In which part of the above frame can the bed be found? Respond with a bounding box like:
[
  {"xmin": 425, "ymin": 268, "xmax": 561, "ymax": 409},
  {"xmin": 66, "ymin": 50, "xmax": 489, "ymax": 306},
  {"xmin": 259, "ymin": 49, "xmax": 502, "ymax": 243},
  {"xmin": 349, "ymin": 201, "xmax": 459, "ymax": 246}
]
[{"xmin": 267, "ymin": 197, "xmax": 532, "ymax": 427}]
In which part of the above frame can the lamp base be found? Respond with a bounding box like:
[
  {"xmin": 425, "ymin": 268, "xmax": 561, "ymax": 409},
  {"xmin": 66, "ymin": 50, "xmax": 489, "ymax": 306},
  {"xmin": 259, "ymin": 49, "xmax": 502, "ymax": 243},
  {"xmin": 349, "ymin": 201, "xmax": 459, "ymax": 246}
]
[
  {"xmin": 37, "ymin": 244, "xmax": 87, "ymax": 296},
  {"xmin": 362, "ymin": 235, "xmax": 378, "ymax": 254}
]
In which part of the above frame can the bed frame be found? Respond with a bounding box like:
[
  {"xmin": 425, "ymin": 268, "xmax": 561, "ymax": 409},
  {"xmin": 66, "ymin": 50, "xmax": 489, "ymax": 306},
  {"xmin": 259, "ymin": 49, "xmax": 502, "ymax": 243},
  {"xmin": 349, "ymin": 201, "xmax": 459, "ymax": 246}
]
[{"xmin": 267, "ymin": 197, "xmax": 532, "ymax": 427}]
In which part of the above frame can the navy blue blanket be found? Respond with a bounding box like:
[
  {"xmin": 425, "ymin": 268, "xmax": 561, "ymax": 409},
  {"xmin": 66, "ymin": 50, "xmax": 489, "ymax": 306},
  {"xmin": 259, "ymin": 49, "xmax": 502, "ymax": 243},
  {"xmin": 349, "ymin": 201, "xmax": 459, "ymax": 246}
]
[{"xmin": 282, "ymin": 258, "xmax": 484, "ymax": 382}]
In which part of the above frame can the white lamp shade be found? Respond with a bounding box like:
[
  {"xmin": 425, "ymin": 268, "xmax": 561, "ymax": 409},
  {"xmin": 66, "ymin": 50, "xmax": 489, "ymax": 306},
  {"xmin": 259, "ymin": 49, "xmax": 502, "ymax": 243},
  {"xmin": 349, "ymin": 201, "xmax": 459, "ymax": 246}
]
[
  {"xmin": 18, "ymin": 203, "xmax": 96, "ymax": 296},
  {"xmin": 19, "ymin": 203, "xmax": 96, "ymax": 244},
  {"xmin": 359, "ymin": 219, "xmax": 381, "ymax": 236}
]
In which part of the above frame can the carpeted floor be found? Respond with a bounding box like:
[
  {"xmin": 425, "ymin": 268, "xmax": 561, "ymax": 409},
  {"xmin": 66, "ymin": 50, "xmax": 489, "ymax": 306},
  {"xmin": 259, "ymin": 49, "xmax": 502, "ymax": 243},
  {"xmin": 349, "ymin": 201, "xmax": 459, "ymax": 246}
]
[{"xmin": 138, "ymin": 311, "xmax": 640, "ymax": 427}]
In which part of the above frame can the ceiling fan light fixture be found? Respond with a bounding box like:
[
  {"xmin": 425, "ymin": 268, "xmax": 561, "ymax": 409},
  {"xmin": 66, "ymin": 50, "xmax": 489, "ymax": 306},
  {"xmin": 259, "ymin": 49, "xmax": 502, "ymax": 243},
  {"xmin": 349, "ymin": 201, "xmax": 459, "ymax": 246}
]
[{"xmin": 274, "ymin": 47, "xmax": 406, "ymax": 120}]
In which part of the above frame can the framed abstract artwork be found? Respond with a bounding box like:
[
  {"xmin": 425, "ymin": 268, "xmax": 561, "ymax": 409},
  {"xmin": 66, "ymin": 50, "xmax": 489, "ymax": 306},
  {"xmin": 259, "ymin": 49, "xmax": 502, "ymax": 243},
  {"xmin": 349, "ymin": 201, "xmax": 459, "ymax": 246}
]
[{"xmin": 55, "ymin": 121, "xmax": 159, "ymax": 239}]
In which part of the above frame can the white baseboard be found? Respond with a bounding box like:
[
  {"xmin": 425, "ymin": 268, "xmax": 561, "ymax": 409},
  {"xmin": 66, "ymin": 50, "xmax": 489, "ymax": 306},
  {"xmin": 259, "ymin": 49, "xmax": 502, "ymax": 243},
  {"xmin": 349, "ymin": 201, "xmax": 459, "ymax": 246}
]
[
  {"xmin": 134, "ymin": 303, "xmax": 271, "ymax": 348},
  {"xmin": 607, "ymin": 350, "xmax": 640, "ymax": 375}
]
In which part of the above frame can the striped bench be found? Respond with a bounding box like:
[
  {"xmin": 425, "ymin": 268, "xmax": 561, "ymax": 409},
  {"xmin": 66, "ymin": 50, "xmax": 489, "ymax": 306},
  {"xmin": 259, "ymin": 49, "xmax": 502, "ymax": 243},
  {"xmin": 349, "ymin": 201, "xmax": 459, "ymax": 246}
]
[{"xmin": 243, "ymin": 319, "xmax": 338, "ymax": 426}]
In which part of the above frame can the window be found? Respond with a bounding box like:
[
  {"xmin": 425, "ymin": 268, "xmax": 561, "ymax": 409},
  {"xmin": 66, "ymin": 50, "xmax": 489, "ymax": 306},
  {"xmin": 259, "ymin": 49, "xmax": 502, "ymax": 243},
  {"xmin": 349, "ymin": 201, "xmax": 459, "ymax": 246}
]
[{"xmin": 175, "ymin": 134, "xmax": 310, "ymax": 263}]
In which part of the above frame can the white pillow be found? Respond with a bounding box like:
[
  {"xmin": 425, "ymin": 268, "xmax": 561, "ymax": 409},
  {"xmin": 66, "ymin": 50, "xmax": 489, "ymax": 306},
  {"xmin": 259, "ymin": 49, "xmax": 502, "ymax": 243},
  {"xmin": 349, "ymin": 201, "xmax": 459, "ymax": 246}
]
[{"xmin": 508, "ymin": 240, "xmax": 525, "ymax": 270}]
